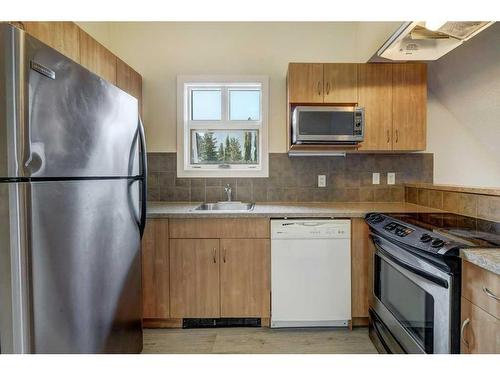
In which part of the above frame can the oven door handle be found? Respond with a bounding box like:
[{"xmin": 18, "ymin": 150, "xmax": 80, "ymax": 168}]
[{"xmin": 372, "ymin": 235, "xmax": 449, "ymax": 289}]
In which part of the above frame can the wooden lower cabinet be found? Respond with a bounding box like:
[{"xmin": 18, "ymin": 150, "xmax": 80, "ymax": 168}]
[
  {"xmin": 170, "ymin": 239, "xmax": 220, "ymax": 318},
  {"xmin": 142, "ymin": 219, "xmax": 170, "ymax": 319},
  {"xmin": 460, "ymin": 297, "xmax": 500, "ymax": 354},
  {"xmin": 220, "ymin": 239, "xmax": 270, "ymax": 318},
  {"xmin": 350, "ymin": 217, "xmax": 377, "ymax": 326}
]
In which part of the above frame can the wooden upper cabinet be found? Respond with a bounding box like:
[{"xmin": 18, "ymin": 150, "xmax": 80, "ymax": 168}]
[
  {"xmin": 392, "ymin": 63, "xmax": 427, "ymax": 151},
  {"xmin": 220, "ymin": 239, "xmax": 270, "ymax": 318},
  {"xmin": 79, "ymin": 29, "xmax": 117, "ymax": 84},
  {"xmin": 116, "ymin": 59, "xmax": 143, "ymax": 116},
  {"xmin": 288, "ymin": 63, "xmax": 324, "ymax": 103},
  {"xmin": 357, "ymin": 64, "xmax": 393, "ymax": 151},
  {"xmin": 461, "ymin": 297, "xmax": 500, "ymax": 354},
  {"xmin": 142, "ymin": 219, "xmax": 170, "ymax": 319},
  {"xmin": 23, "ymin": 22, "xmax": 80, "ymax": 62},
  {"xmin": 169, "ymin": 239, "xmax": 220, "ymax": 318},
  {"xmin": 323, "ymin": 63, "xmax": 358, "ymax": 103}
]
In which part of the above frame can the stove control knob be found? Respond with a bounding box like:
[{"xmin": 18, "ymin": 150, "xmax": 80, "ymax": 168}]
[
  {"xmin": 420, "ymin": 234, "xmax": 432, "ymax": 243},
  {"xmin": 431, "ymin": 239, "xmax": 445, "ymax": 248}
]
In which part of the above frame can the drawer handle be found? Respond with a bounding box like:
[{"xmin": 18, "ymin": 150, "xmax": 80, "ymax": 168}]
[
  {"xmin": 482, "ymin": 286, "xmax": 500, "ymax": 301},
  {"xmin": 212, "ymin": 248, "xmax": 216, "ymax": 264},
  {"xmin": 461, "ymin": 318, "xmax": 470, "ymax": 348}
]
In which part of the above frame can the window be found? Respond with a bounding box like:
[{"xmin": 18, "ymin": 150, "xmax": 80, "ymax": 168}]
[{"xmin": 177, "ymin": 76, "xmax": 269, "ymax": 177}]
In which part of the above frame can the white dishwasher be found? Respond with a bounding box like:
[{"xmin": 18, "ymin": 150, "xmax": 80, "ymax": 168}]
[{"xmin": 271, "ymin": 219, "xmax": 351, "ymax": 328}]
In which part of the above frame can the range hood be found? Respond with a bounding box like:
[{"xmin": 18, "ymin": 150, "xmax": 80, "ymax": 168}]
[{"xmin": 376, "ymin": 21, "xmax": 494, "ymax": 61}]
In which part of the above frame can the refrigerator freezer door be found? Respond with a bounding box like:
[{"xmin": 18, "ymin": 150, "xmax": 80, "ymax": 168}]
[
  {"xmin": 28, "ymin": 179, "xmax": 142, "ymax": 353},
  {"xmin": 0, "ymin": 24, "xmax": 27, "ymax": 179},
  {"xmin": 25, "ymin": 33, "xmax": 140, "ymax": 178}
]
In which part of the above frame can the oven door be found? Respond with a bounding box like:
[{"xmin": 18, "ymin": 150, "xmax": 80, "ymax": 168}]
[
  {"xmin": 292, "ymin": 106, "xmax": 364, "ymax": 143},
  {"xmin": 370, "ymin": 233, "xmax": 454, "ymax": 354}
]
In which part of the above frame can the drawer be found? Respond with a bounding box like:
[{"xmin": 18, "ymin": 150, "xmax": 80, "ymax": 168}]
[
  {"xmin": 460, "ymin": 297, "xmax": 500, "ymax": 354},
  {"xmin": 169, "ymin": 218, "xmax": 270, "ymax": 239},
  {"xmin": 462, "ymin": 261, "xmax": 500, "ymax": 319}
]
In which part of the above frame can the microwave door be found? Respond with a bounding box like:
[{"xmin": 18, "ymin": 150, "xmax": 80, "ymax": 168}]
[{"xmin": 292, "ymin": 106, "xmax": 364, "ymax": 144}]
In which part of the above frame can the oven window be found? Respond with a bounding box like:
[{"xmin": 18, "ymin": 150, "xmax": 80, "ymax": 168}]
[
  {"xmin": 375, "ymin": 255, "xmax": 434, "ymax": 353},
  {"xmin": 298, "ymin": 111, "xmax": 354, "ymax": 136}
]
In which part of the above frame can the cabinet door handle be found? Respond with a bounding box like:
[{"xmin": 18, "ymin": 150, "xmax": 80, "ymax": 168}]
[
  {"xmin": 325, "ymin": 82, "xmax": 330, "ymax": 95},
  {"xmin": 395, "ymin": 129, "xmax": 399, "ymax": 143},
  {"xmin": 212, "ymin": 248, "xmax": 217, "ymax": 264},
  {"xmin": 386, "ymin": 130, "xmax": 390, "ymax": 143},
  {"xmin": 317, "ymin": 81, "xmax": 322, "ymax": 96},
  {"xmin": 223, "ymin": 248, "xmax": 227, "ymax": 263},
  {"xmin": 482, "ymin": 286, "xmax": 500, "ymax": 301},
  {"xmin": 461, "ymin": 318, "xmax": 470, "ymax": 348}
]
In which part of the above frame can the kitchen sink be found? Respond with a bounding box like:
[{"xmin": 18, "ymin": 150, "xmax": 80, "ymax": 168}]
[{"xmin": 194, "ymin": 202, "xmax": 255, "ymax": 212}]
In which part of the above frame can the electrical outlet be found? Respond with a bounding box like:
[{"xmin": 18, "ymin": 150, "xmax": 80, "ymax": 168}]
[
  {"xmin": 387, "ymin": 172, "xmax": 396, "ymax": 185},
  {"xmin": 372, "ymin": 173, "xmax": 380, "ymax": 185},
  {"xmin": 318, "ymin": 175, "xmax": 327, "ymax": 188}
]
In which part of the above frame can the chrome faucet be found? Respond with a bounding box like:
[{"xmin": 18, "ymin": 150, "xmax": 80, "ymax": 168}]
[{"xmin": 224, "ymin": 184, "xmax": 232, "ymax": 202}]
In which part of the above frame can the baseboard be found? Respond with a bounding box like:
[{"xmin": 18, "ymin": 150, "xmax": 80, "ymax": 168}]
[
  {"xmin": 352, "ymin": 317, "xmax": 369, "ymax": 327},
  {"xmin": 143, "ymin": 318, "xmax": 182, "ymax": 328}
]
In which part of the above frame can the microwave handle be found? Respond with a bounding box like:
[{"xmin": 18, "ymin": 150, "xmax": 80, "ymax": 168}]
[{"xmin": 371, "ymin": 234, "xmax": 449, "ymax": 289}]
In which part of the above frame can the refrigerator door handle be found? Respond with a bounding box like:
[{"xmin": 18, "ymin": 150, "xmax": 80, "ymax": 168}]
[{"xmin": 138, "ymin": 116, "xmax": 147, "ymax": 238}]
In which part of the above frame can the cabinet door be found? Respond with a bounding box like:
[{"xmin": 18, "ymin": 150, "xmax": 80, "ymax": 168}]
[
  {"xmin": 142, "ymin": 219, "xmax": 170, "ymax": 319},
  {"xmin": 288, "ymin": 63, "xmax": 324, "ymax": 103},
  {"xmin": 357, "ymin": 64, "xmax": 393, "ymax": 151},
  {"xmin": 79, "ymin": 29, "xmax": 117, "ymax": 84},
  {"xmin": 116, "ymin": 59, "xmax": 143, "ymax": 116},
  {"xmin": 23, "ymin": 22, "xmax": 80, "ymax": 62},
  {"xmin": 460, "ymin": 297, "xmax": 500, "ymax": 354},
  {"xmin": 170, "ymin": 239, "xmax": 220, "ymax": 318},
  {"xmin": 392, "ymin": 63, "xmax": 427, "ymax": 151},
  {"xmin": 323, "ymin": 63, "xmax": 358, "ymax": 103},
  {"xmin": 220, "ymin": 239, "xmax": 270, "ymax": 318},
  {"xmin": 351, "ymin": 219, "xmax": 370, "ymax": 318}
]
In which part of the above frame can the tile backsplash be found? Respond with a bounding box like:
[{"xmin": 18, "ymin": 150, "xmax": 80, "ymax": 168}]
[
  {"xmin": 148, "ymin": 153, "xmax": 433, "ymax": 203},
  {"xmin": 405, "ymin": 186, "xmax": 500, "ymax": 222}
]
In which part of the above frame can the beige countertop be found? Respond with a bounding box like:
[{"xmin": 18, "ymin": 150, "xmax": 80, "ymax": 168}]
[
  {"xmin": 147, "ymin": 201, "xmax": 443, "ymax": 219},
  {"xmin": 460, "ymin": 248, "xmax": 500, "ymax": 276}
]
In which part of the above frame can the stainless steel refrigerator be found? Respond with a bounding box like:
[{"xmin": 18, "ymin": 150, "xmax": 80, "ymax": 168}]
[{"xmin": 0, "ymin": 24, "xmax": 147, "ymax": 353}]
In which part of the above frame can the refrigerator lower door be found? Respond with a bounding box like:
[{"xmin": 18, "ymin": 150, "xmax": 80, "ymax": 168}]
[
  {"xmin": 28, "ymin": 179, "xmax": 142, "ymax": 353},
  {"xmin": 0, "ymin": 182, "xmax": 31, "ymax": 354}
]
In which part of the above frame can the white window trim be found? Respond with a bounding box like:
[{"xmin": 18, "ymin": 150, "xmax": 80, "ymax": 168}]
[{"xmin": 177, "ymin": 75, "xmax": 269, "ymax": 178}]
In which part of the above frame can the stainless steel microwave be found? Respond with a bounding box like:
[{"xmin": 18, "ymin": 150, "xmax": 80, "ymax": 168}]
[{"xmin": 292, "ymin": 106, "xmax": 364, "ymax": 144}]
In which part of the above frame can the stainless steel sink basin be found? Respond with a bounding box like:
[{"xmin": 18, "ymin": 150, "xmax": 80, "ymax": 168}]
[{"xmin": 194, "ymin": 202, "xmax": 255, "ymax": 212}]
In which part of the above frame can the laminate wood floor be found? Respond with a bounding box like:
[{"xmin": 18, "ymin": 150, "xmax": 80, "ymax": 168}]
[{"xmin": 142, "ymin": 327, "xmax": 377, "ymax": 354}]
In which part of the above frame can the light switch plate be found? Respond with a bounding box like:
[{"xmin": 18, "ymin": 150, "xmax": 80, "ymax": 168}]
[
  {"xmin": 318, "ymin": 175, "xmax": 327, "ymax": 188},
  {"xmin": 387, "ymin": 172, "xmax": 396, "ymax": 185},
  {"xmin": 372, "ymin": 173, "xmax": 380, "ymax": 185}
]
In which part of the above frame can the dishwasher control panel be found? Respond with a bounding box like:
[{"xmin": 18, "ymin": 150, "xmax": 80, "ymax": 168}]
[{"xmin": 271, "ymin": 219, "xmax": 351, "ymax": 239}]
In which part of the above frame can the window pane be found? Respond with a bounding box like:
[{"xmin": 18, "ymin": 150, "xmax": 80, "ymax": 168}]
[
  {"xmin": 191, "ymin": 130, "xmax": 259, "ymax": 165},
  {"xmin": 191, "ymin": 90, "xmax": 222, "ymax": 120},
  {"xmin": 229, "ymin": 90, "xmax": 260, "ymax": 121}
]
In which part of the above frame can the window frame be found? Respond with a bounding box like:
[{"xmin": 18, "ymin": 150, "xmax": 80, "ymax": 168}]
[{"xmin": 177, "ymin": 75, "xmax": 269, "ymax": 178}]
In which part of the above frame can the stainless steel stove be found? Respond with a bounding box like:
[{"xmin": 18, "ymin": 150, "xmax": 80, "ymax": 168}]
[{"xmin": 365, "ymin": 212, "xmax": 500, "ymax": 354}]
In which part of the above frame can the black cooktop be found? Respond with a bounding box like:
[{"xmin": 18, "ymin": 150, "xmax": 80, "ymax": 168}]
[
  {"xmin": 366, "ymin": 212, "xmax": 500, "ymax": 259},
  {"xmin": 385, "ymin": 212, "xmax": 500, "ymax": 248}
]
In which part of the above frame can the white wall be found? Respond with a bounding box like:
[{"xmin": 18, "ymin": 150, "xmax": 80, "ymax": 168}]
[
  {"xmin": 427, "ymin": 22, "xmax": 500, "ymax": 188},
  {"xmin": 77, "ymin": 22, "xmax": 400, "ymax": 153}
]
